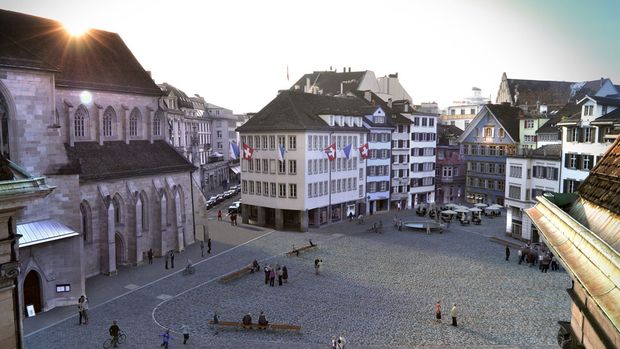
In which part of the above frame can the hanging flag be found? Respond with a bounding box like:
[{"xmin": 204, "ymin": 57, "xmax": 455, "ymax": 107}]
[
  {"xmin": 278, "ymin": 144, "xmax": 287, "ymax": 162},
  {"xmin": 230, "ymin": 142, "xmax": 240, "ymax": 160},
  {"xmin": 242, "ymin": 143, "xmax": 254, "ymax": 160},
  {"xmin": 325, "ymin": 143, "xmax": 337, "ymax": 161},
  {"xmin": 358, "ymin": 143, "xmax": 369, "ymax": 159},
  {"xmin": 342, "ymin": 144, "xmax": 352, "ymax": 160}
]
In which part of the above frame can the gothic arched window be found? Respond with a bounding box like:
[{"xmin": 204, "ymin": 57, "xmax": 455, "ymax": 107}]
[
  {"xmin": 153, "ymin": 111, "xmax": 162, "ymax": 136},
  {"xmin": 0, "ymin": 97, "xmax": 9, "ymax": 158},
  {"xmin": 129, "ymin": 108, "xmax": 140, "ymax": 137},
  {"xmin": 74, "ymin": 105, "xmax": 88, "ymax": 138},
  {"xmin": 103, "ymin": 106, "xmax": 116, "ymax": 137}
]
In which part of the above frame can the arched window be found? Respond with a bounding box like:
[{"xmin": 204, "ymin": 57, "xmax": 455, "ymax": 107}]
[
  {"xmin": 103, "ymin": 106, "xmax": 116, "ymax": 137},
  {"xmin": 112, "ymin": 195, "xmax": 123, "ymax": 225},
  {"xmin": 139, "ymin": 192, "xmax": 149, "ymax": 231},
  {"xmin": 153, "ymin": 111, "xmax": 162, "ymax": 136},
  {"xmin": 80, "ymin": 201, "xmax": 91, "ymax": 241},
  {"xmin": 74, "ymin": 105, "xmax": 88, "ymax": 138},
  {"xmin": 0, "ymin": 95, "xmax": 10, "ymax": 158},
  {"xmin": 129, "ymin": 108, "xmax": 140, "ymax": 137}
]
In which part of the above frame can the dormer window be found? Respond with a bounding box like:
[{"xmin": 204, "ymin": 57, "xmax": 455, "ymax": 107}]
[
  {"xmin": 584, "ymin": 105, "xmax": 594, "ymax": 116},
  {"xmin": 484, "ymin": 126, "xmax": 494, "ymax": 138},
  {"xmin": 498, "ymin": 128, "xmax": 506, "ymax": 138},
  {"xmin": 375, "ymin": 116, "xmax": 385, "ymax": 124}
]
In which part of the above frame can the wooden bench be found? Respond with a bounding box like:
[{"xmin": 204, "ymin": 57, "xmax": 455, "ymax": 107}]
[
  {"xmin": 219, "ymin": 264, "xmax": 253, "ymax": 283},
  {"xmin": 286, "ymin": 244, "xmax": 317, "ymax": 257},
  {"xmin": 208, "ymin": 320, "xmax": 301, "ymax": 331}
]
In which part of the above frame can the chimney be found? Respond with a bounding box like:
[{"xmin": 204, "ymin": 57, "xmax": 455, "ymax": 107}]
[
  {"xmin": 343, "ymin": 66, "xmax": 346, "ymax": 73},
  {"xmin": 348, "ymin": 67, "xmax": 351, "ymax": 72},
  {"xmin": 601, "ymin": 77, "xmax": 605, "ymax": 87},
  {"xmin": 388, "ymin": 98, "xmax": 393, "ymax": 108},
  {"xmin": 305, "ymin": 77, "xmax": 311, "ymax": 93},
  {"xmin": 364, "ymin": 90, "xmax": 372, "ymax": 102}
]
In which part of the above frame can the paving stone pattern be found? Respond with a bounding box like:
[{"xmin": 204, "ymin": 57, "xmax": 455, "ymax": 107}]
[{"xmin": 25, "ymin": 213, "xmax": 570, "ymax": 349}]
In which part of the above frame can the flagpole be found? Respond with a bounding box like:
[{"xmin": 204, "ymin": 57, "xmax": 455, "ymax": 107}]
[{"xmin": 328, "ymin": 132, "xmax": 332, "ymax": 225}]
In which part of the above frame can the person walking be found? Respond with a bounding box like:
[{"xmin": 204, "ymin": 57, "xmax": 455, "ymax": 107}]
[
  {"xmin": 207, "ymin": 238, "xmax": 212, "ymax": 254},
  {"xmin": 282, "ymin": 265, "xmax": 288, "ymax": 283},
  {"xmin": 337, "ymin": 333, "xmax": 347, "ymax": 349},
  {"xmin": 314, "ymin": 258, "xmax": 321, "ymax": 275},
  {"xmin": 200, "ymin": 241, "xmax": 204, "ymax": 257},
  {"xmin": 264, "ymin": 265, "xmax": 270, "ymax": 285},
  {"xmin": 269, "ymin": 267, "xmax": 276, "ymax": 287},
  {"xmin": 108, "ymin": 321, "xmax": 121, "ymax": 348},
  {"xmin": 277, "ymin": 266, "xmax": 283, "ymax": 286},
  {"xmin": 77, "ymin": 296, "xmax": 85, "ymax": 325},
  {"xmin": 434, "ymin": 300, "xmax": 442, "ymax": 323},
  {"xmin": 450, "ymin": 303, "xmax": 458, "ymax": 327},
  {"xmin": 505, "ymin": 245, "xmax": 510, "ymax": 261},
  {"xmin": 165, "ymin": 252, "xmax": 169, "ymax": 270},
  {"xmin": 170, "ymin": 250, "xmax": 175, "ymax": 269},
  {"xmin": 181, "ymin": 324, "xmax": 190, "ymax": 344},
  {"xmin": 217, "ymin": 210, "xmax": 222, "ymax": 221},
  {"xmin": 81, "ymin": 295, "xmax": 89, "ymax": 324},
  {"xmin": 148, "ymin": 248, "xmax": 154, "ymax": 264},
  {"xmin": 160, "ymin": 329, "xmax": 172, "ymax": 348}
]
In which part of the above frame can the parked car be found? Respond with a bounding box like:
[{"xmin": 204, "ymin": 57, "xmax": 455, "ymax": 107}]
[
  {"xmin": 228, "ymin": 201, "xmax": 241, "ymax": 214},
  {"xmin": 231, "ymin": 185, "xmax": 240, "ymax": 193},
  {"xmin": 223, "ymin": 190, "xmax": 236, "ymax": 198},
  {"xmin": 205, "ymin": 198, "xmax": 216, "ymax": 210},
  {"xmin": 215, "ymin": 194, "xmax": 226, "ymax": 203}
]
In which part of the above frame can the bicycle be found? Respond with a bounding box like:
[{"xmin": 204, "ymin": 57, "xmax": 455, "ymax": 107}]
[
  {"xmin": 103, "ymin": 331, "xmax": 126, "ymax": 348},
  {"xmin": 182, "ymin": 265, "xmax": 195, "ymax": 276}
]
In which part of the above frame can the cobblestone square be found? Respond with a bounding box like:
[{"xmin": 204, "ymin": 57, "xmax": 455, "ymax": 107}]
[{"xmin": 25, "ymin": 212, "xmax": 570, "ymax": 348}]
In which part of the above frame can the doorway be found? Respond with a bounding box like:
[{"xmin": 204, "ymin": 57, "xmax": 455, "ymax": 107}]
[{"xmin": 23, "ymin": 270, "xmax": 42, "ymax": 313}]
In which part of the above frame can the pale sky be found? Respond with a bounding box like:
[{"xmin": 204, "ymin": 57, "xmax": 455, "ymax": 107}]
[{"xmin": 1, "ymin": 0, "xmax": 619, "ymax": 113}]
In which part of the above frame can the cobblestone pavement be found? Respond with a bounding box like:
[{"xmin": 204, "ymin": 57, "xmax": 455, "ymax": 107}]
[{"xmin": 25, "ymin": 210, "xmax": 570, "ymax": 348}]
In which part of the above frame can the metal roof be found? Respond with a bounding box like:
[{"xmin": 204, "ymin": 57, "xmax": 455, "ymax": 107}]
[{"xmin": 17, "ymin": 219, "xmax": 79, "ymax": 247}]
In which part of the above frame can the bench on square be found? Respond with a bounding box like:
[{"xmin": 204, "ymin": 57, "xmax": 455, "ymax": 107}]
[
  {"xmin": 219, "ymin": 264, "xmax": 253, "ymax": 283},
  {"xmin": 286, "ymin": 244, "xmax": 317, "ymax": 257},
  {"xmin": 208, "ymin": 320, "xmax": 301, "ymax": 331}
]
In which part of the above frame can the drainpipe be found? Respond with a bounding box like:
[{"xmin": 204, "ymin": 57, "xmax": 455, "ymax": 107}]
[{"xmin": 190, "ymin": 171, "xmax": 196, "ymax": 239}]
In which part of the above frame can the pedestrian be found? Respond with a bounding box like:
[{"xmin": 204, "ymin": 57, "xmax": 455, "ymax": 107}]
[
  {"xmin": 148, "ymin": 248, "xmax": 153, "ymax": 264},
  {"xmin": 233, "ymin": 213, "xmax": 238, "ymax": 226},
  {"xmin": 264, "ymin": 265, "xmax": 270, "ymax": 285},
  {"xmin": 207, "ymin": 238, "xmax": 211, "ymax": 254},
  {"xmin": 170, "ymin": 250, "xmax": 175, "ymax": 268},
  {"xmin": 77, "ymin": 296, "xmax": 85, "ymax": 325},
  {"xmin": 450, "ymin": 303, "xmax": 458, "ymax": 327},
  {"xmin": 217, "ymin": 210, "xmax": 222, "ymax": 221},
  {"xmin": 434, "ymin": 300, "xmax": 442, "ymax": 323},
  {"xmin": 337, "ymin": 333, "xmax": 347, "ymax": 349},
  {"xmin": 314, "ymin": 258, "xmax": 321, "ymax": 275},
  {"xmin": 538, "ymin": 251, "xmax": 544, "ymax": 270},
  {"xmin": 160, "ymin": 329, "xmax": 172, "ymax": 348},
  {"xmin": 282, "ymin": 265, "xmax": 288, "ymax": 283},
  {"xmin": 505, "ymin": 245, "xmax": 510, "ymax": 261},
  {"xmin": 426, "ymin": 225, "xmax": 431, "ymax": 235},
  {"xmin": 200, "ymin": 241, "xmax": 204, "ymax": 257},
  {"xmin": 331, "ymin": 336, "xmax": 338, "ymax": 349},
  {"xmin": 269, "ymin": 267, "xmax": 276, "ymax": 287},
  {"xmin": 181, "ymin": 324, "xmax": 190, "ymax": 344},
  {"xmin": 349, "ymin": 211, "xmax": 353, "ymax": 222},
  {"xmin": 165, "ymin": 252, "xmax": 169, "ymax": 270},
  {"xmin": 277, "ymin": 266, "xmax": 283, "ymax": 286},
  {"xmin": 518, "ymin": 248, "xmax": 523, "ymax": 264},
  {"xmin": 81, "ymin": 295, "xmax": 89, "ymax": 324}
]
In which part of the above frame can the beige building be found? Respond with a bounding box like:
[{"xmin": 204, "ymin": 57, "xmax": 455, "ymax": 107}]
[{"xmin": 0, "ymin": 9, "xmax": 195, "ymax": 317}]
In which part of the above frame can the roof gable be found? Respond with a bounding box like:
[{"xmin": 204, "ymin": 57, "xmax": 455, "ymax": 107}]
[
  {"xmin": 458, "ymin": 104, "xmax": 521, "ymax": 143},
  {"xmin": 290, "ymin": 71, "xmax": 368, "ymax": 95}
]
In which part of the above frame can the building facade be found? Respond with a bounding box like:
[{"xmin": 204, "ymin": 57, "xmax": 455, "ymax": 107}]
[
  {"xmin": 237, "ymin": 92, "xmax": 369, "ymax": 231},
  {"xmin": 458, "ymin": 104, "xmax": 522, "ymax": 205},
  {"xmin": 0, "ymin": 10, "xmax": 195, "ymax": 314},
  {"xmin": 435, "ymin": 124, "xmax": 465, "ymax": 204},
  {"xmin": 440, "ymin": 87, "xmax": 490, "ymax": 130},
  {"xmin": 504, "ymin": 145, "xmax": 561, "ymax": 241}
]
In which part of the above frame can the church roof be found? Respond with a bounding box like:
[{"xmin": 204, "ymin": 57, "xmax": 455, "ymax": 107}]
[
  {"xmin": 158, "ymin": 83, "xmax": 194, "ymax": 109},
  {"xmin": 0, "ymin": 9, "xmax": 161, "ymax": 96},
  {"xmin": 65, "ymin": 141, "xmax": 194, "ymax": 181},
  {"xmin": 506, "ymin": 77, "xmax": 601, "ymax": 107},
  {"xmin": 237, "ymin": 91, "xmax": 372, "ymax": 132}
]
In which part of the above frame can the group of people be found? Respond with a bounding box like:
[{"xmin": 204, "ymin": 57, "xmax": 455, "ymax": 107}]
[
  {"xmin": 330, "ymin": 333, "xmax": 347, "ymax": 348},
  {"xmin": 515, "ymin": 243, "xmax": 559, "ymax": 272},
  {"xmin": 393, "ymin": 216, "xmax": 403, "ymax": 231},
  {"xmin": 77, "ymin": 295, "xmax": 89, "ymax": 325},
  {"xmin": 242, "ymin": 310, "xmax": 269, "ymax": 327},
  {"xmin": 434, "ymin": 300, "xmax": 459, "ymax": 327},
  {"xmin": 264, "ymin": 264, "xmax": 288, "ymax": 286},
  {"xmin": 164, "ymin": 250, "xmax": 175, "ymax": 269}
]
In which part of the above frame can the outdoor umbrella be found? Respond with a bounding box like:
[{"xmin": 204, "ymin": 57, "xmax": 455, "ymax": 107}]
[
  {"xmin": 468, "ymin": 207, "xmax": 482, "ymax": 212},
  {"xmin": 445, "ymin": 203, "xmax": 459, "ymax": 209},
  {"xmin": 474, "ymin": 203, "xmax": 488, "ymax": 208},
  {"xmin": 441, "ymin": 210, "xmax": 457, "ymax": 215},
  {"xmin": 455, "ymin": 208, "xmax": 469, "ymax": 213}
]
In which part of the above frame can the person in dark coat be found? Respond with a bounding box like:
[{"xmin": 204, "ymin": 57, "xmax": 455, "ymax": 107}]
[
  {"xmin": 264, "ymin": 265, "xmax": 270, "ymax": 284},
  {"xmin": 242, "ymin": 313, "xmax": 252, "ymax": 327},
  {"xmin": 169, "ymin": 250, "xmax": 175, "ymax": 268},
  {"xmin": 147, "ymin": 249, "xmax": 153, "ymax": 264},
  {"xmin": 165, "ymin": 253, "xmax": 169, "ymax": 270},
  {"xmin": 505, "ymin": 245, "xmax": 510, "ymax": 261},
  {"xmin": 207, "ymin": 238, "xmax": 211, "ymax": 254},
  {"xmin": 282, "ymin": 265, "xmax": 288, "ymax": 283}
]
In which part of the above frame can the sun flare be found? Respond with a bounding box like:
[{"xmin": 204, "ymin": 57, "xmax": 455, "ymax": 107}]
[{"xmin": 63, "ymin": 21, "xmax": 89, "ymax": 36}]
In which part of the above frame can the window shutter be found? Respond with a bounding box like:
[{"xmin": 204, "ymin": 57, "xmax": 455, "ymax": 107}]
[
  {"xmin": 563, "ymin": 180, "xmax": 568, "ymax": 193},
  {"xmin": 564, "ymin": 155, "xmax": 570, "ymax": 168},
  {"xmin": 576, "ymin": 155, "xmax": 583, "ymax": 170}
]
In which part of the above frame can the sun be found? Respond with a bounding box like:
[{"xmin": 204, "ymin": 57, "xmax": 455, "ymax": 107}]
[{"xmin": 63, "ymin": 21, "xmax": 90, "ymax": 37}]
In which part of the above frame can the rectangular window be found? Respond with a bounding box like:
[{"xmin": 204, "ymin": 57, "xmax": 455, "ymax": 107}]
[
  {"xmin": 278, "ymin": 160, "xmax": 286, "ymax": 174},
  {"xmin": 308, "ymin": 183, "xmax": 313, "ymax": 198},
  {"xmin": 248, "ymin": 181, "xmax": 254, "ymax": 194},
  {"xmin": 570, "ymin": 128, "xmax": 579, "ymax": 142},
  {"xmin": 308, "ymin": 159, "xmax": 313, "ymax": 175},
  {"xmin": 269, "ymin": 136, "xmax": 276, "ymax": 149},
  {"xmin": 262, "ymin": 159, "xmax": 269, "ymax": 173},
  {"xmin": 263, "ymin": 182, "xmax": 269, "ymax": 196},
  {"xmin": 248, "ymin": 159, "xmax": 254, "ymax": 172},
  {"xmin": 288, "ymin": 160, "xmax": 297, "ymax": 174},
  {"xmin": 261, "ymin": 136, "xmax": 268, "ymax": 150},
  {"xmin": 278, "ymin": 183, "xmax": 286, "ymax": 197},
  {"xmin": 422, "ymin": 118, "xmax": 428, "ymax": 126},
  {"xmin": 255, "ymin": 159, "xmax": 261, "ymax": 172},
  {"xmin": 509, "ymin": 165, "xmax": 522, "ymax": 178},
  {"xmin": 288, "ymin": 135, "xmax": 296, "ymax": 150},
  {"xmin": 256, "ymin": 181, "xmax": 262, "ymax": 195},
  {"xmin": 289, "ymin": 184, "xmax": 297, "ymax": 198},
  {"xmin": 242, "ymin": 180, "xmax": 248, "ymax": 194},
  {"xmin": 308, "ymin": 135, "xmax": 312, "ymax": 150},
  {"xmin": 269, "ymin": 159, "xmax": 276, "ymax": 174},
  {"xmin": 277, "ymin": 135, "xmax": 286, "ymax": 149},
  {"xmin": 429, "ymin": 118, "xmax": 435, "ymax": 127},
  {"xmin": 508, "ymin": 185, "xmax": 521, "ymax": 199},
  {"xmin": 583, "ymin": 128, "xmax": 592, "ymax": 143}
]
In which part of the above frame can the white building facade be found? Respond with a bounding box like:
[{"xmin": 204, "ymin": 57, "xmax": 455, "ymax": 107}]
[{"xmin": 405, "ymin": 112, "xmax": 437, "ymax": 207}]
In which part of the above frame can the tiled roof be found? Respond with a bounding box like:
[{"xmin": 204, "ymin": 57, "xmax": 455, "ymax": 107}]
[
  {"xmin": 159, "ymin": 83, "xmax": 194, "ymax": 109},
  {"xmin": 437, "ymin": 124, "xmax": 463, "ymax": 146},
  {"xmin": 536, "ymin": 102, "xmax": 581, "ymax": 133},
  {"xmin": 237, "ymin": 91, "xmax": 373, "ymax": 132},
  {"xmin": 592, "ymin": 108, "xmax": 620, "ymax": 124},
  {"xmin": 351, "ymin": 91, "xmax": 413, "ymax": 125},
  {"xmin": 290, "ymin": 71, "xmax": 367, "ymax": 95},
  {"xmin": 531, "ymin": 144, "xmax": 562, "ymax": 159},
  {"xmin": 0, "ymin": 9, "xmax": 161, "ymax": 96},
  {"xmin": 592, "ymin": 96, "xmax": 620, "ymax": 107},
  {"xmin": 579, "ymin": 136, "xmax": 620, "ymax": 214},
  {"xmin": 485, "ymin": 104, "xmax": 522, "ymax": 141},
  {"xmin": 65, "ymin": 140, "xmax": 194, "ymax": 181},
  {"xmin": 507, "ymin": 78, "xmax": 600, "ymax": 107}
]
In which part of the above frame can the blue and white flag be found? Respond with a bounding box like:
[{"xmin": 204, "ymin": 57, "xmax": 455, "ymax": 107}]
[
  {"xmin": 278, "ymin": 144, "xmax": 287, "ymax": 162},
  {"xmin": 342, "ymin": 144, "xmax": 352, "ymax": 160},
  {"xmin": 230, "ymin": 142, "xmax": 240, "ymax": 160}
]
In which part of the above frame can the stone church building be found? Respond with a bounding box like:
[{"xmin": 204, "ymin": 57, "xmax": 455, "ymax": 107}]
[{"xmin": 0, "ymin": 9, "xmax": 195, "ymax": 315}]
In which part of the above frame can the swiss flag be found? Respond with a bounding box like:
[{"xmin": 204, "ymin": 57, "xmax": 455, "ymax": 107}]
[
  {"xmin": 358, "ymin": 143, "xmax": 369, "ymax": 159},
  {"xmin": 242, "ymin": 143, "xmax": 254, "ymax": 160},
  {"xmin": 325, "ymin": 143, "xmax": 337, "ymax": 161}
]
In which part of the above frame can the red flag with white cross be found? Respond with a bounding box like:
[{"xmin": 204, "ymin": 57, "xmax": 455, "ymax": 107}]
[
  {"xmin": 325, "ymin": 143, "xmax": 337, "ymax": 161},
  {"xmin": 242, "ymin": 143, "xmax": 254, "ymax": 160}
]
